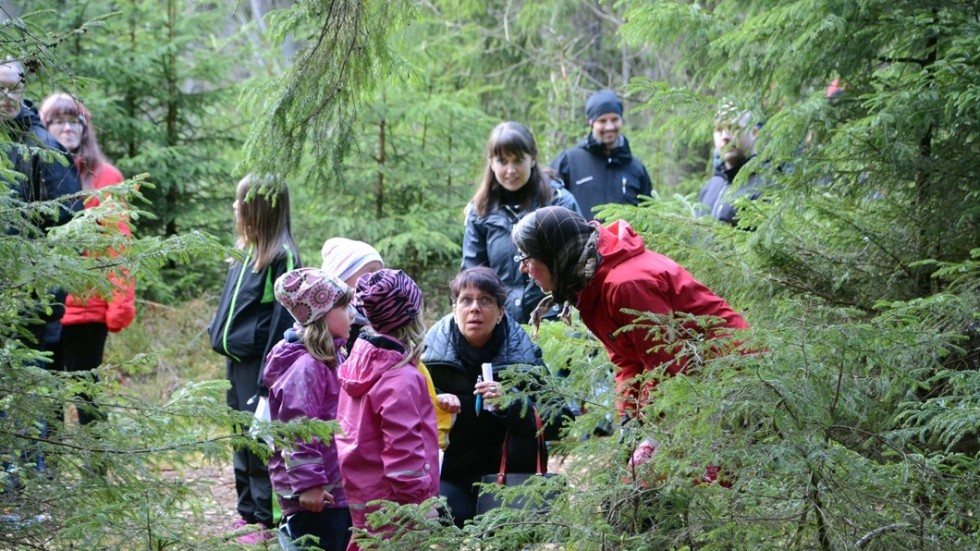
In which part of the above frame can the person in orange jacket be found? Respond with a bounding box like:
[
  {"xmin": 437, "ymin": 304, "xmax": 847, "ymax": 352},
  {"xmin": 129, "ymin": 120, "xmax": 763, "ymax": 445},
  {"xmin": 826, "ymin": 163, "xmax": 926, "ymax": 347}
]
[{"xmin": 40, "ymin": 93, "xmax": 135, "ymax": 427}]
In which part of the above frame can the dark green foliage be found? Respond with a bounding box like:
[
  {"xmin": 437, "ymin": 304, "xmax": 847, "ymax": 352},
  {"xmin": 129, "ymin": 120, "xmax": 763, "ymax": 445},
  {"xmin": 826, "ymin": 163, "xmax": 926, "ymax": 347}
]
[
  {"xmin": 1, "ymin": 0, "xmax": 977, "ymax": 548},
  {"xmin": 20, "ymin": 0, "xmax": 250, "ymax": 300}
]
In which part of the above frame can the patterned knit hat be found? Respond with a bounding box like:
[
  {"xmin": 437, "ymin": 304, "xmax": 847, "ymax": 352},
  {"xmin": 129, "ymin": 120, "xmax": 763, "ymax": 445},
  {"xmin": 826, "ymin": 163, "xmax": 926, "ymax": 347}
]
[
  {"xmin": 320, "ymin": 238, "xmax": 385, "ymax": 283},
  {"xmin": 274, "ymin": 268, "xmax": 349, "ymax": 326},
  {"xmin": 355, "ymin": 269, "xmax": 423, "ymax": 334}
]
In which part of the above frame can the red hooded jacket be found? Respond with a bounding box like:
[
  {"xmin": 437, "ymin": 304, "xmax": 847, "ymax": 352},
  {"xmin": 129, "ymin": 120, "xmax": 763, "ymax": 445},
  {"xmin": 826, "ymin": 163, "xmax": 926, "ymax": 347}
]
[
  {"xmin": 576, "ymin": 220, "xmax": 748, "ymax": 415},
  {"xmin": 60, "ymin": 162, "xmax": 136, "ymax": 332}
]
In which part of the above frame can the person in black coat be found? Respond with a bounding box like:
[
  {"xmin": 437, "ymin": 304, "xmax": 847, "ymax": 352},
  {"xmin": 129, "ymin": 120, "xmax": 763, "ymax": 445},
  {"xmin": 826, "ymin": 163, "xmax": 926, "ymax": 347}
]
[
  {"xmin": 1, "ymin": 58, "xmax": 83, "ymax": 488},
  {"xmin": 462, "ymin": 121, "xmax": 581, "ymax": 324},
  {"xmin": 698, "ymin": 106, "xmax": 768, "ymax": 225},
  {"xmin": 549, "ymin": 90, "xmax": 653, "ymax": 221},
  {"xmin": 209, "ymin": 174, "xmax": 301, "ymax": 540},
  {"xmin": 1, "ymin": 59, "xmax": 83, "ymax": 349},
  {"xmin": 421, "ymin": 267, "xmax": 549, "ymax": 527}
]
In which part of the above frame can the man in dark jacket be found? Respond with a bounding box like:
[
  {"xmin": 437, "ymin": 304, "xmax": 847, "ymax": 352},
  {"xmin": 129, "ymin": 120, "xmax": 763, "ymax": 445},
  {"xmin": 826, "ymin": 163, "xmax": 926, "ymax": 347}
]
[
  {"xmin": 1, "ymin": 58, "xmax": 83, "ymax": 488},
  {"xmin": 549, "ymin": 90, "xmax": 653, "ymax": 220},
  {"xmin": 698, "ymin": 107, "xmax": 767, "ymax": 226},
  {"xmin": 1, "ymin": 59, "xmax": 83, "ymax": 349}
]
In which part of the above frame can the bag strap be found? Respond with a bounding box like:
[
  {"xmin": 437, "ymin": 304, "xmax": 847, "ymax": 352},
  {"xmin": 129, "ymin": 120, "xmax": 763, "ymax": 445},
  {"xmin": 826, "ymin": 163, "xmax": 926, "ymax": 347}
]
[{"xmin": 495, "ymin": 406, "xmax": 547, "ymax": 484}]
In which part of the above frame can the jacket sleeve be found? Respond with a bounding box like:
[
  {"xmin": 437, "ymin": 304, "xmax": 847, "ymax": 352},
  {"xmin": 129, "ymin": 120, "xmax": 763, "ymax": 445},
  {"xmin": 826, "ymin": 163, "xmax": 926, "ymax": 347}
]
[
  {"xmin": 548, "ymin": 151, "xmax": 570, "ymax": 189},
  {"xmin": 461, "ymin": 206, "xmax": 488, "ymax": 270},
  {"xmin": 638, "ymin": 165, "xmax": 653, "ymax": 198},
  {"xmin": 34, "ymin": 137, "xmax": 83, "ymax": 227},
  {"xmin": 376, "ymin": 372, "xmax": 436, "ymax": 504},
  {"xmin": 255, "ymin": 249, "xmax": 300, "ymax": 394},
  {"xmin": 94, "ymin": 164, "xmax": 131, "ymax": 237},
  {"xmin": 553, "ymin": 185, "xmax": 583, "ymax": 216},
  {"xmin": 495, "ymin": 393, "xmax": 538, "ymax": 436},
  {"xmin": 105, "ymin": 269, "xmax": 136, "ymax": 332},
  {"xmin": 99, "ymin": 166, "xmax": 136, "ymax": 333},
  {"xmin": 278, "ymin": 373, "xmax": 331, "ymax": 494}
]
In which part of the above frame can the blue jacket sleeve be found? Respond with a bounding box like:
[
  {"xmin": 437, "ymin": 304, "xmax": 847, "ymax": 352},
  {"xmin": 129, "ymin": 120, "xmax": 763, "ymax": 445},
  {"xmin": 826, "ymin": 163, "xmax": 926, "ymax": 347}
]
[{"xmin": 461, "ymin": 204, "xmax": 489, "ymax": 270}]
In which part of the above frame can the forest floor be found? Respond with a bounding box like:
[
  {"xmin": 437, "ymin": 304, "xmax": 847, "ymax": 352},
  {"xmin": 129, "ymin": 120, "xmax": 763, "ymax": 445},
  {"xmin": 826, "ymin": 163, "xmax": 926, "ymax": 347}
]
[
  {"xmin": 167, "ymin": 463, "xmax": 243, "ymax": 541},
  {"xmin": 176, "ymin": 455, "xmax": 572, "ymax": 544}
]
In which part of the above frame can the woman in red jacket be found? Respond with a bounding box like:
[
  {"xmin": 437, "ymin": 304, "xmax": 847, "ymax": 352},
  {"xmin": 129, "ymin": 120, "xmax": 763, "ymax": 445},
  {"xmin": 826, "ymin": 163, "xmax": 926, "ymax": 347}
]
[
  {"xmin": 512, "ymin": 205, "xmax": 748, "ymax": 419},
  {"xmin": 40, "ymin": 93, "xmax": 135, "ymax": 427}
]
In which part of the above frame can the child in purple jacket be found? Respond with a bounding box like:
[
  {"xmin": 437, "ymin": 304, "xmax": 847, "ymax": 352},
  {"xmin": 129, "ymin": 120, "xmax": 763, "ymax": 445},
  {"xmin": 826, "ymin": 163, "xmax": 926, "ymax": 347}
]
[
  {"xmin": 336, "ymin": 269, "xmax": 440, "ymax": 550},
  {"xmin": 264, "ymin": 268, "xmax": 355, "ymax": 550}
]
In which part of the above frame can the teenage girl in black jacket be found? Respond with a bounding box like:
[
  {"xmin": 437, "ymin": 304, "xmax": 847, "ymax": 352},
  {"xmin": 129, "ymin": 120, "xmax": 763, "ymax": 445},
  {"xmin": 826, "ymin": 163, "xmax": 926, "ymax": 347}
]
[{"xmin": 209, "ymin": 174, "xmax": 300, "ymax": 538}]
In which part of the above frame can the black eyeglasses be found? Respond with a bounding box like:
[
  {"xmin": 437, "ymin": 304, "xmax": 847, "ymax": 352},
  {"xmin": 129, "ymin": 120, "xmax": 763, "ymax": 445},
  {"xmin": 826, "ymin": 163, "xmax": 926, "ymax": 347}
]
[
  {"xmin": 47, "ymin": 117, "xmax": 85, "ymax": 130},
  {"xmin": 518, "ymin": 253, "xmax": 531, "ymax": 267}
]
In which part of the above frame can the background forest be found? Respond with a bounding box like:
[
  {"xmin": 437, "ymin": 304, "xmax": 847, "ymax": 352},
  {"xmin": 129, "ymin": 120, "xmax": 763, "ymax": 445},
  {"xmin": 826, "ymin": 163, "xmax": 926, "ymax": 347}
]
[{"xmin": 0, "ymin": 0, "xmax": 977, "ymax": 549}]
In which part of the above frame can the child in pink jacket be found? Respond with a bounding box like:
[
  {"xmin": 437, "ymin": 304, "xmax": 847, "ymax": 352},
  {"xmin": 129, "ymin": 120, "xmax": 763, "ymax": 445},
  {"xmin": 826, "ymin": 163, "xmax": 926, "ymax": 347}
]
[
  {"xmin": 264, "ymin": 268, "xmax": 355, "ymax": 550},
  {"xmin": 336, "ymin": 269, "xmax": 440, "ymax": 550}
]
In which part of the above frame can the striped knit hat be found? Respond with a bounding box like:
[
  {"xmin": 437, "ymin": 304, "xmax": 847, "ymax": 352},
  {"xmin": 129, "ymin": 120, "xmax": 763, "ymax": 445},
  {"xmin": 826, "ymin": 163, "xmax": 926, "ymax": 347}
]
[
  {"xmin": 355, "ymin": 269, "xmax": 423, "ymax": 335},
  {"xmin": 320, "ymin": 238, "xmax": 385, "ymax": 283}
]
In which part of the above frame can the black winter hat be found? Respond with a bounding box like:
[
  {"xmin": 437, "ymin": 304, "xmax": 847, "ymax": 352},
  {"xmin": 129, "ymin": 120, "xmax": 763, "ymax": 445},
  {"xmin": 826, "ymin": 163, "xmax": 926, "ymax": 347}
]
[{"xmin": 585, "ymin": 90, "xmax": 624, "ymax": 121}]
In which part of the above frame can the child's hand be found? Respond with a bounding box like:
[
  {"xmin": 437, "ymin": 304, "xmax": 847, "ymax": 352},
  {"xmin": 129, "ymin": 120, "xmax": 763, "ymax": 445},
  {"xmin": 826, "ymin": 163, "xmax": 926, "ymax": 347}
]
[
  {"xmin": 436, "ymin": 393, "xmax": 461, "ymax": 413},
  {"xmin": 299, "ymin": 486, "xmax": 334, "ymax": 513}
]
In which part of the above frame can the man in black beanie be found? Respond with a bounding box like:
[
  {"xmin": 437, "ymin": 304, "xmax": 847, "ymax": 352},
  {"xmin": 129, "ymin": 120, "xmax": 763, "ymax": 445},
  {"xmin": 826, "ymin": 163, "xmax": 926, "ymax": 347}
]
[{"xmin": 549, "ymin": 89, "xmax": 652, "ymax": 220}]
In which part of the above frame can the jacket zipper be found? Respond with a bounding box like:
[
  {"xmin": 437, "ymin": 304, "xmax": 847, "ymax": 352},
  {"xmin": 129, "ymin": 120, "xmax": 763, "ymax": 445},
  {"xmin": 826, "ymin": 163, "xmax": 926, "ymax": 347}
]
[{"xmin": 221, "ymin": 248, "xmax": 251, "ymax": 363}]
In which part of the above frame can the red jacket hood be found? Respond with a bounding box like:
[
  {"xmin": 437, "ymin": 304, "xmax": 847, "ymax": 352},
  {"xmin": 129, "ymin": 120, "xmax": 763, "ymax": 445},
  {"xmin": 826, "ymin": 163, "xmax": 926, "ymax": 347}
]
[{"xmin": 588, "ymin": 219, "xmax": 647, "ymax": 284}]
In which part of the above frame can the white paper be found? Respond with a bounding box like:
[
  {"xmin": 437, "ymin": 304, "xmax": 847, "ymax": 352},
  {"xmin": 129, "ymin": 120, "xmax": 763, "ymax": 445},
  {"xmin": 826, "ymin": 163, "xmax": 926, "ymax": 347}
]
[
  {"xmin": 253, "ymin": 396, "xmax": 271, "ymax": 423},
  {"xmin": 481, "ymin": 363, "xmax": 494, "ymax": 411},
  {"xmin": 249, "ymin": 396, "xmax": 274, "ymax": 448}
]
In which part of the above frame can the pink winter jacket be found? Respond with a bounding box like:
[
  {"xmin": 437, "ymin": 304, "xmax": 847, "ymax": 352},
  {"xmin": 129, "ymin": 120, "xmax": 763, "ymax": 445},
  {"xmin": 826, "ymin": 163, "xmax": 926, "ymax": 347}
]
[
  {"xmin": 336, "ymin": 332, "xmax": 440, "ymax": 513},
  {"xmin": 263, "ymin": 332, "xmax": 348, "ymax": 518}
]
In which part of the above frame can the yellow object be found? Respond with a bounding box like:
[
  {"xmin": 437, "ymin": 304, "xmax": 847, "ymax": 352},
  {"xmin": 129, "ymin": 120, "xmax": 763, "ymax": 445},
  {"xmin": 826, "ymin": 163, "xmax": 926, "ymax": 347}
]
[{"xmin": 417, "ymin": 359, "xmax": 453, "ymax": 450}]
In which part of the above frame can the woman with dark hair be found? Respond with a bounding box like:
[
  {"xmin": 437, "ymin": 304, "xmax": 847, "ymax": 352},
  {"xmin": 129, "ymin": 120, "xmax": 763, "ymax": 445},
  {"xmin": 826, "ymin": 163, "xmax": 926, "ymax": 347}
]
[
  {"xmin": 512, "ymin": 205, "xmax": 749, "ymax": 419},
  {"xmin": 421, "ymin": 267, "xmax": 549, "ymax": 527},
  {"xmin": 39, "ymin": 93, "xmax": 134, "ymax": 427},
  {"xmin": 462, "ymin": 122, "xmax": 581, "ymax": 324}
]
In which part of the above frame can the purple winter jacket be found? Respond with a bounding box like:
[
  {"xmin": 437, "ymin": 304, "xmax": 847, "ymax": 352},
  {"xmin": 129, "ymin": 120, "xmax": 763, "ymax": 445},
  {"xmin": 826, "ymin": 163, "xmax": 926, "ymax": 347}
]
[
  {"xmin": 336, "ymin": 332, "xmax": 440, "ymax": 514},
  {"xmin": 263, "ymin": 331, "xmax": 348, "ymax": 518}
]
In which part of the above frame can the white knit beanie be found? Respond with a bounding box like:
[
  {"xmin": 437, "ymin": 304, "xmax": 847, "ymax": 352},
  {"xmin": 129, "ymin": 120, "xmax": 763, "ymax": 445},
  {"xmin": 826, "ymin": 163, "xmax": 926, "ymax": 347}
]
[{"xmin": 320, "ymin": 238, "xmax": 385, "ymax": 283}]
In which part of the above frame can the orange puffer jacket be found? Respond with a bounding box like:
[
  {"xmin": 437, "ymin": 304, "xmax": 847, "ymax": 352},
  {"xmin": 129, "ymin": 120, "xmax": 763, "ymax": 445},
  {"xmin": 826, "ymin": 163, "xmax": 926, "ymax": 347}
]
[{"xmin": 61, "ymin": 162, "xmax": 136, "ymax": 333}]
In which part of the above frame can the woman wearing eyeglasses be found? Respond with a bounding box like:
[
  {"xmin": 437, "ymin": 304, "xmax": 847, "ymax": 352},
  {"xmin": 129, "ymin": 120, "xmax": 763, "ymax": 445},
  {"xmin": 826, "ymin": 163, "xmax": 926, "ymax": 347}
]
[
  {"xmin": 421, "ymin": 267, "xmax": 550, "ymax": 527},
  {"xmin": 39, "ymin": 93, "xmax": 135, "ymax": 428},
  {"xmin": 462, "ymin": 122, "xmax": 582, "ymax": 325}
]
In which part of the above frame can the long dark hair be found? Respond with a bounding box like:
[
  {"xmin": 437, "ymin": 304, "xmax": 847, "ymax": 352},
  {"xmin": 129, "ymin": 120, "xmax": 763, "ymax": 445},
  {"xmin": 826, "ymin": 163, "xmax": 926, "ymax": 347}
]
[
  {"xmin": 512, "ymin": 206, "xmax": 598, "ymax": 306},
  {"xmin": 472, "ymin": 121, "xmax": 554, "ymax": 217},
  {"xmin": 235, "ymin": 174, "xmax": 297, "ymax": 271}
]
